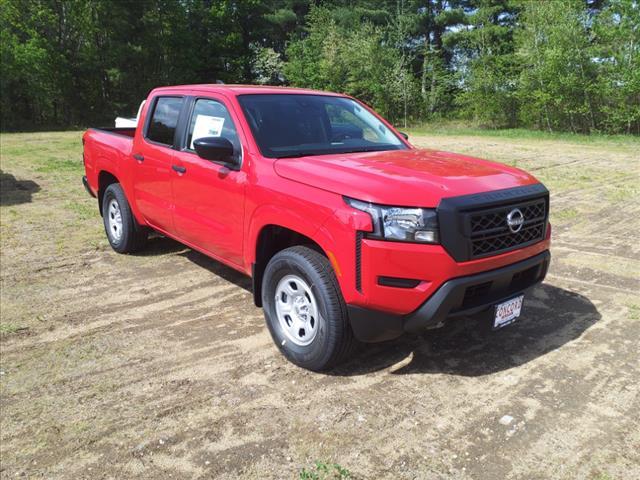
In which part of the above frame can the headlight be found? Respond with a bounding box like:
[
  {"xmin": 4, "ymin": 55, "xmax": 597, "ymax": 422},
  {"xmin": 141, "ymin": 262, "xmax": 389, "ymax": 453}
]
[{"xmin": 345, "ymin": 197, "xmax": 439, "ymax": 244}]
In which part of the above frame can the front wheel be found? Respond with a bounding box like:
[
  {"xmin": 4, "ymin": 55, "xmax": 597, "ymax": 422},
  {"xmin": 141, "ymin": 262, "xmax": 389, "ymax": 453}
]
[
  {"xmin": 102, "ymin": 183, "xmax": 147, "ymax": 253},
  {"xmin": 262, "ymin": 246, "xmax": 356, "ymax": 371}
]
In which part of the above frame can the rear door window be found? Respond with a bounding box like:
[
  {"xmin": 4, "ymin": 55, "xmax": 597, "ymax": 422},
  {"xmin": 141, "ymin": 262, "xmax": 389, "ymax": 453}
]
[{"xmin": 146, "ymin": 97, "xmax": 184, "ymax": 146}]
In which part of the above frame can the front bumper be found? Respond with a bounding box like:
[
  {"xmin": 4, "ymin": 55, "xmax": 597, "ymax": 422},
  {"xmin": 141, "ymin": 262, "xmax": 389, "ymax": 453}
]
[{"xmin": 347, "ymin": 250, "xmax": 550, "ymax": 342}]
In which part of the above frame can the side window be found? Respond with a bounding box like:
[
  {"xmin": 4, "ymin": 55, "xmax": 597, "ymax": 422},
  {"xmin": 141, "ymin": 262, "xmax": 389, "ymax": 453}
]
[
  {"xmin": 146, "ymin": 97, "xmax": 184, "ymax": 146},
  {"xmin": 187, "ymin": 99, "xmax": 241, "ymax": 163}
]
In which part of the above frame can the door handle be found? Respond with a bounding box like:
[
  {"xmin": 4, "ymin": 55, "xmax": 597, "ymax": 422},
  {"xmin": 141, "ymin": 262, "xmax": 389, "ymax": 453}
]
[
  {"xmin": 172, "ymin": 165, "xmax": 186, "ymax": 174},
  {"xmin": 133, "ymin": 153, "xmax": 144, "ymax": 162}
]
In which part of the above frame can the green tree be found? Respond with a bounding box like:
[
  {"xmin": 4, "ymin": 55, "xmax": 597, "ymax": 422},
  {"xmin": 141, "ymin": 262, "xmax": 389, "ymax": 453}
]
[
  {"xmin": 593, "ymin": 0, "xmax": 640, "ymax": 134},
  {"xmin": 413, "ymin": 0, "xmax": 467, "ymax": 117},
  {"xmin": 0, "ymin": 0, "xmax": 637, "ymax": 134},
  {"xmin": 284, "ymin": 5, "xmax": 419, "ymax": 123},
  {"xmin": 250, "ymin": 44, "xmax": 285, "ymax": 84},
  {"xmin": 516, "ymin": 0, "xmax": 598, "ymax": 133},
  {"xmin": 449, "ymin": 0, "xmax": 520, "ymax": 128}
]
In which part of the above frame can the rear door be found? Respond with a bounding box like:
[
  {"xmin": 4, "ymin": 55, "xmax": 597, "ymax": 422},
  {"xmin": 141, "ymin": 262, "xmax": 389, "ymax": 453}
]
[
  {"xmin": 171, "ymin": 95, "xmax": 247, "ymax": 266},
  {"xmin": 132, "ymin": 96, "xmax": 184, "ymax": 233}
]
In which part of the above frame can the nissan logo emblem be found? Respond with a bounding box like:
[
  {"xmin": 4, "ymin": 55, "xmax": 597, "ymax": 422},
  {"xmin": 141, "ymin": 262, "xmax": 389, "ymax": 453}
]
[{"xmin": 506, "ymin": 208, "xmax": 525, "ymax": 233}]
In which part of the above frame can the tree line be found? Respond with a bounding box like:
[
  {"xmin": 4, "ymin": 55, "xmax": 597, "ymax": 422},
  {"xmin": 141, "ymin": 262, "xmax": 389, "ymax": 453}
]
[{"xmin": 1, "ymin": 0, "xmax": 638, "ymax": 134}]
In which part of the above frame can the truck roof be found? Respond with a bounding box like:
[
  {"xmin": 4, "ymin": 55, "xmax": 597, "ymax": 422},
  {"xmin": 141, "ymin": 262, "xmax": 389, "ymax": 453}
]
[{"xmin": 149, "ymin": 84, "xmax": 344, "ymax": 97}]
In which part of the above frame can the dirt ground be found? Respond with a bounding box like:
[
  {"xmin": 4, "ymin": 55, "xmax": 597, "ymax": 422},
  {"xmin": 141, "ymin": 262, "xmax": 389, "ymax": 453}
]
[{"xmin": 1, "ymin": 130, "xmax": 638, "ymax": 479}]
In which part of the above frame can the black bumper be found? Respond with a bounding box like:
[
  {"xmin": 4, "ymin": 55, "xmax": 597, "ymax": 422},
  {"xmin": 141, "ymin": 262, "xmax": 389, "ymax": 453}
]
[
  {"xmin": 82, "ymin": 176, "xmax": 96, "ymax": 198},
  {"xmin": 348, "ymin": 250, "xmax": 550, "ymax": 342}
]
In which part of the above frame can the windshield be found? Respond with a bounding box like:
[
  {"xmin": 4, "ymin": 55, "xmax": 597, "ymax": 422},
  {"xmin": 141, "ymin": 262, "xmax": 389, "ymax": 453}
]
[{"xmin": 237, "ymin": 94, "xmax": 406, "ymax": 158}]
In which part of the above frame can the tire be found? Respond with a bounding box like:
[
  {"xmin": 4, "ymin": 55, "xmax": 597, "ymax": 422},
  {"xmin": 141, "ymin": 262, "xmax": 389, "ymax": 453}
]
[
  {"xmin": 102, "ymin": 183, "xmax": 148, "ymax": 253},
  {"xmin": 262, "ymin": 246, "xmax": 356, "ymax": 371}
]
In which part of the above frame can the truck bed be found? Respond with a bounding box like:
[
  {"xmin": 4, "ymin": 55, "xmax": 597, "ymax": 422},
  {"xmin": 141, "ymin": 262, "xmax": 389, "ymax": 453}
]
[
  {"xmin": 83, "ymin": 128, "xmax": 136, "ymax": 196},
  {"xmin": 89, "ymin": 127, "xmax": 136, "ymax": 138}
]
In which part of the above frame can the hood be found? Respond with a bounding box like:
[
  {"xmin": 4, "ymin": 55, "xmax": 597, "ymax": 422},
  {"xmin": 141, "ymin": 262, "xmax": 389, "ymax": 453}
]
[{"xmin": 273, "ymin": 148, "xmax": 539, "ymax": 207}]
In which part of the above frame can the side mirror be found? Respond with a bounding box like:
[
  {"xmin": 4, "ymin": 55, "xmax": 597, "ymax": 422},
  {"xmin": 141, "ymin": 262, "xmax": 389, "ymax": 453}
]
[
  {"xmin": 399, "ymin": 131, "xmax": 409, "ymax": 140},
  {"xmin": 193, "ymin": 137, "xmax": 236, "ymax": 166}
]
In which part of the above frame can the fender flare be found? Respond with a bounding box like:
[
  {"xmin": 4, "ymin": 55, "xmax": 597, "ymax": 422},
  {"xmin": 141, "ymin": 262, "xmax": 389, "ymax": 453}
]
[
  {"xmin": 246, "ymin": 204, "xmax": 337, "ymax": 266},
  {"xmin": 246, "ymin": 204, "xmax": 345, "ymax": 306},
  {"xmin": 95, "ymin": 165, "xmax": 144, "ymax": 223}
]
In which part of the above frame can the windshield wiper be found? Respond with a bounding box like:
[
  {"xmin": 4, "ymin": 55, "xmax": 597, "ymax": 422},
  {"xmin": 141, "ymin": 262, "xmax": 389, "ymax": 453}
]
[
  {"xmin": 275, "ymin": 146, "xmax": 397, "ymax": 159},
  {"xmin": 275, "ymin": 152, "xmax": 322, "ymax": 159},
  {"xmin": 338, "ymin": 146, "xmax": 393, "ymax": 154}
]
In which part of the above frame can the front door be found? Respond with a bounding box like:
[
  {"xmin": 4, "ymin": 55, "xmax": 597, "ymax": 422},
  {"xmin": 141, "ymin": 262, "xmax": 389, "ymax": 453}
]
[
  {"xmin": 171, "ymin": 96, "xmax": 247, "ymax": 267},
  {"xmin": 132, "ymin": 96, "xmax": 184, "ymax": 233}
]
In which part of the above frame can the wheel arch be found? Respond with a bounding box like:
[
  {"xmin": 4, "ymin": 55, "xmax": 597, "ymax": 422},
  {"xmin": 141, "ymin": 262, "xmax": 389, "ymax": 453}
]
[
  {"xmin": 252, "ymin": 224, "xmax": 331, "ymax": 307},
  {"xmin": 96, "ymin": 169, "xmax": 144, "ymax": 225},
  {"xmin": 97, "ymin": 170, "xmax": 120, "ymax": 216}
]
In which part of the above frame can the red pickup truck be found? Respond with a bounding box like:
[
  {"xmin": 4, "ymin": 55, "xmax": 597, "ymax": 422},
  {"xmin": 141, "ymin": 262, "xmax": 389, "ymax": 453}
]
[{"xmin": 82, "ymin": 85, "xmax": 550, "ymax": 370}]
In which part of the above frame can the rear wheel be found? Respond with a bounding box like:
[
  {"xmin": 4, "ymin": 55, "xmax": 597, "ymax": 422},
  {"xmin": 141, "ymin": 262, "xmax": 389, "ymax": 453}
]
[
  {"xmin": 262, "ymin": 246, "xmax": 355, "ymax": 371},
  {"xmin": 102, "ymin": 183, "xmax": 147, "ymax": 253}
]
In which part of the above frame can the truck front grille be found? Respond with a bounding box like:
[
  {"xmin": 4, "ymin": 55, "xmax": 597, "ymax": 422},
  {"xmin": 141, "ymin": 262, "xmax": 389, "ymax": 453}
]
[
  {"xmin": 437, "ymin": 184, "xmax": 549, "ymax": 262},
  {"xmin": 469, "ymin": 199, "xmax": 546, "ymax": 258}
]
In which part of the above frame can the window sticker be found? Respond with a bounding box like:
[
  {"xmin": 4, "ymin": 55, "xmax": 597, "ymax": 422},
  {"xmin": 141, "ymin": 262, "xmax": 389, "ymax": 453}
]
[{"xmin": 191, "ymin": 115, "xmax": 225, "ymax": 148}]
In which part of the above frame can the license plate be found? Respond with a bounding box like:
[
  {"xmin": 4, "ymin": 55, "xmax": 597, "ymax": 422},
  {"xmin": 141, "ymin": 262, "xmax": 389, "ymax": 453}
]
[{"xmin": 494, "ymin": 295, "xmax": 524, "ymax": 329}]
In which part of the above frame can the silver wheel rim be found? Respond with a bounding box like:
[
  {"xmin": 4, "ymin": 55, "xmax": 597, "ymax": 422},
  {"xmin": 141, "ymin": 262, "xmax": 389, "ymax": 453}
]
[
  {"xmin": 107, "ymin": 198, "xmax": 123, "ymax": 242},
  {"xmin": 274, "ymin": 274, "xmax": 319, "ymax": 346}
]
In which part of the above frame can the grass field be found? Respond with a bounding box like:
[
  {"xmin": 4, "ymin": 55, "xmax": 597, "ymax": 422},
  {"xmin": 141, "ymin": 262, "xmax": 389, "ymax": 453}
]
[
  {"xmin": 1, "ymin": 129, "xmax": 639, "ymax": 479},
  {"xmin": 408, "ymin": 121, "xmax": 640, "ymax": 146}
]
